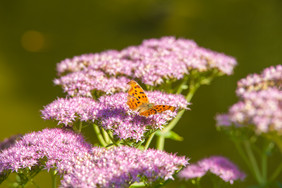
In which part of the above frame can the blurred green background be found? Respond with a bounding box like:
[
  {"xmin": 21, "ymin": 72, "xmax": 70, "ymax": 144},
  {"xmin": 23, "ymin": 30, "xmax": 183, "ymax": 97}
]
[{"xmin": 0, "ymin": 0, "xmax": 281, "ymax": 187}]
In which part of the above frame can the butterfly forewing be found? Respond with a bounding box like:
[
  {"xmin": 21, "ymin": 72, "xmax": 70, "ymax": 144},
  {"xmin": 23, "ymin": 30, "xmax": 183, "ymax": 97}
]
[
  {"xmin": 127, "ymin": 80, "xmax": 149, "ymax": 104},
  {"xmin": 127, "ymin": 95, "xmax": 141, "ymax": 110},
  {"xmin": 127, "ymin": 80, "xmax": 150, "ymax": 111}
]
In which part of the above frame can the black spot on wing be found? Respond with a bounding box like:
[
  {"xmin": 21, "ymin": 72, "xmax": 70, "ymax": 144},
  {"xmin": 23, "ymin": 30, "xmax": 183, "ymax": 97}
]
[{"xmin": 152, "ymin": 109, "xmax": 157, "ymax": 114}]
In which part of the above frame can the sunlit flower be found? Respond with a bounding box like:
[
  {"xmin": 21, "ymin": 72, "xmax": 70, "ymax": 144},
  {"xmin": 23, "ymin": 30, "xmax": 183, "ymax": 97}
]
[
  {"xmin": 41, "ymin": 97, "xmax": 99, "ymax": 125},
  {"xmin": 41, "ymin": 92, "xmax": 189, "ymax": 141},
  {"xmin": 61, "ymin": 146, "xmax": 188, "ymax": 188},
  {"xmin": 0, "ymin": 128, "xmax": 92, "ymax": 173},
  {"xmin": 0, "ymin": 129, "xmax": 188, "ymax": 188},
  {"xmin": 55, "ymin": 36, "xmax": 237, "ymax": 96},
  {"xmin": 236, "ymin": 65, "xmax": 282, "ymax": 97},
  {"xmin": 54, "ymin": 70, "xmax": 130, "ymax": 97}
]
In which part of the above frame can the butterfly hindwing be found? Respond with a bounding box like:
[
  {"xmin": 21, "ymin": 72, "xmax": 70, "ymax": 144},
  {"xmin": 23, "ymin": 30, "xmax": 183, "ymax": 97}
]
[
  {"xmin": 139, "ymin": 105, "xmax": 176, "ymax": 117},
  {"xmin": 139, "ymin": 108, "xmax": 158, "ymax": 117},
  {"xmin": 153, "ymin": 105, "xmax": 176, "ymax": 113}
]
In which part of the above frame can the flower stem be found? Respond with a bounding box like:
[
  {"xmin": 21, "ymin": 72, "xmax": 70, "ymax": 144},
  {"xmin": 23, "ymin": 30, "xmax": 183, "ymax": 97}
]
[
  {"xmin": 261, "ymin": 150, "xmax": 267, "ymax": 183},
  {"xmin": 176, "ymin": 76, "xmax": 188, "ymax": 94},
  {"xmin": 51, "ymin": 170, "xmax": 57, "ymax": 188},
  {"xmin": 156, "ymin": 135, "xmax": 165, "ymax": 150},
  {"xmin": 243, "ymin": 140, "xmax": 264, "ymax": 185},
  {"xmin": 93, "ymin": 124, "xmax": 107, "ymax": 147},
  {"xmin": 232, "ymin": 140, "xmax": 253, "ymax": 170},
  {"xmin": 144, "ymin": 132, "xmax": 156, "ymax": 150},
  {"xmin": 106, "ymin": 130, "xmax": 119, "ymax": 146},
  {"xmin": 270, "ymin": 162, "xmax": 282, "ymax": 182},
  {"xmin": 78, "ymin": 121, "xmax": 82, "ymax": 133},
  {"xmin": 30, "ymin": 179, "xmax": 40, "ymax": 188},
  {"xmin": 156, "ymin": 82, "xmax": 199, "ymax": 150}
]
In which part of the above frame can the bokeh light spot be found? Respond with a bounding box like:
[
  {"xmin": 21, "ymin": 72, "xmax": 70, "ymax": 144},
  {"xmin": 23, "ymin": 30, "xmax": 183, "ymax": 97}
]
[{"xmin": 21, "ymin": 30, "xmax": 45, "ymax": 52}]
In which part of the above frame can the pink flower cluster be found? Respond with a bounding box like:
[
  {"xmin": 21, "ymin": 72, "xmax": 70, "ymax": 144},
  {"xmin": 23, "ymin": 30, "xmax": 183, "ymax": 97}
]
[
  {"xmin": 217, "ymin": 65, "xmax": 282, "ymax": 134},
  {"xmin": 0, "ymin": 128, "xmax": 92, "ymax": 173},
  {"xmin": 61, "ymin": 146, "xmax": 188, "ymax": 187},
  {"xmin": 55, "ymin": 37, "xmax": 237, "ymax": 97},
  {"xmin": 41, "ymin": 97, "xmax": 99, "ymax": 125},
  {"xmin": 217, "ymin": 88, "xmax": 282, "ymax": 134},
  {"xmin": 0, "ymin": 129, "xmax": 188, "ymax": 187},
  {"xmin": 41, "ymin": 92, "xmax": 189, "ymax": 141},
  {"xmin": 178, "ymin": 156, "xmax": 245, "ymax": 184},
  {"xmin": 236, "ymin": 65, "xmax": 282, "ymax": 97},
  {"xmin": 0, "ymin": 134, "xmax": 22, "ymax": 151}
]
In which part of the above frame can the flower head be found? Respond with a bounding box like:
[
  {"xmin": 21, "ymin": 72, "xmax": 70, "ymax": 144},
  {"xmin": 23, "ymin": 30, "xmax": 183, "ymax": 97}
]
[
  {"xmin": 0, "ymin": 128, "xmax": 92, "ymax": 173},
  {"xmin": 61, "ymin": 146, "xmax": 188, "ymax": 188},
  {"xmin": 55, "ymin": 37, "xmax": 237, "ymax": 96},
  {"xmin": 0, "ymin": 129, "xmax": 188, "ymax": 187},
  {"xmin": 236, "ymin": 65, "xmax": 282, "ymax": 97},
  {"xmin": 178, "ymin": 156, "xmax": 245, "ymax": 184},
  {"xmin": 41, "ymin": 92, "xmax": 189, "ymax": 141},
  {"xmin": 41, "ymin": 97, "xmax": 99, "ymax": 125},
  {"xmin": 54, "ymin": 70, "xmax": 130, "ymax": 97}
]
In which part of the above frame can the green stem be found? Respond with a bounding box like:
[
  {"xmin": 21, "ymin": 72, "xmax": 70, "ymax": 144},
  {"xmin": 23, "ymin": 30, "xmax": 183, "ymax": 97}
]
[
  {"xmin": 232, "ymin": 140, "xmax": 252, "ymax": 169},
  {"xmin": 233, "ymin": 139, "xmax": 263, "ymax": 183},
  {"xmin": 144, "ymin": 132, "xmax": 156, "ymax": 150},
  {"xmin": 106, "ymin": 130, "xmax": 119, "ymax": 146},
  {"xmin": 243, "ymin": 140, "xmax": 263, "ymax": 184},
  {"xmin": 93, "ymin": 124, "xmax": 107, "ymax": 147},
  {"xmin": 30, "ymin": 179, "xmax": 40, "ymax": 188},
  {"xmin": 163, "ymin": 110, "xmax": 185, "ymax": 133},
  {"xmin": 176, "ymin": 76, "xmax": 188, "ymax": 94},
  {"xmin": 261, "ymin": 150, "xmax": 267, "ymax": 182},
  {"xmin": 156, "ymin": 83, "xmax": 199, "ymax": 150},
  {"xmin": 78, "ymin": 121, "xmax": 82, "ymax": 133},
  {"xmin": 51, "ymin": 170, "xmax": 57, "ymax": 188},
  {"xmin": 185, "ymin": 83, "xmax": 199, "ymax": 102},
  {"xmin": 270, "ymin": 162, "xmax": 282, "ymax": 182},
  {"xmin": 156, "ymin": 134, "xmax": 165, "ymax": 150}
]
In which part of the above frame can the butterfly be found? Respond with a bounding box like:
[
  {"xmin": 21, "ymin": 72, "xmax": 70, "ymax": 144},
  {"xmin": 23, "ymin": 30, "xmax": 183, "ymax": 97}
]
[{"xmin": 126, "ymin": 80, "xmax": 176, "ymax": 117}]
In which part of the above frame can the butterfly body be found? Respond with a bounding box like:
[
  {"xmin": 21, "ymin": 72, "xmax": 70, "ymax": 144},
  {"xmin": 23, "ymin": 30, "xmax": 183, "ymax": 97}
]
[{"xmin": 127, "ymin": 80, "xmax": 176, "ymax": 117}]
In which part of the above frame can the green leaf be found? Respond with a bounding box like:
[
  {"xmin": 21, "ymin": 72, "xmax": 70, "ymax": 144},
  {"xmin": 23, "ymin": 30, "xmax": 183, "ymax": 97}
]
[
  {"xmin": 129, "ymin": 182, "xmax": 146, "ymax": 187},
  {"xmin": 156, "ymin": 130, "xmax": 183, "ymax": 141}
]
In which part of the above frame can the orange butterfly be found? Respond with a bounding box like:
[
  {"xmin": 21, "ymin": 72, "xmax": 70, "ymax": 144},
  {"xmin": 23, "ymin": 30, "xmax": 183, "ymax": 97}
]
[{"xmin": 126, "ymin": 80, "xmax": 176, "ymax": 117}]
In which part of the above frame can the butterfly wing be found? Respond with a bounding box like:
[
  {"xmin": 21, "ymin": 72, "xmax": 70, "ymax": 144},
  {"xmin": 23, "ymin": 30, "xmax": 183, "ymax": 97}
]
[
  {"xmin": 127, "ymin": 95, "xmax": 142, "ymax": 110},
  {"xmin": 139, "ymin": 105, "xmax": 176, "ymax": 117},
  {"xmin": 127, "ymin": 80, "xmax": 149, "ymax": 110}
]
